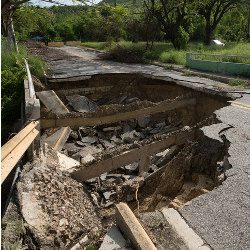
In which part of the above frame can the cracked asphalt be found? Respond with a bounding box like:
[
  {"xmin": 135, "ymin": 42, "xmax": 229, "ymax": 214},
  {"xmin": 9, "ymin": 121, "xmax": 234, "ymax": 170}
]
[{"xmin": 48, "ymin": 46, "xmax": 250, "ymax": 250}]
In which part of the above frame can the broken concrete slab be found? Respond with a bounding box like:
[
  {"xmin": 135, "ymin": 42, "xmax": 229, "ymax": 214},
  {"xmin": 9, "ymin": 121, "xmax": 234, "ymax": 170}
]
[
  {"xmin": 66, "ymin": 95, "xmax": 98, "ymax": 113},
  {"xmin": 99, "ymin": 225, "xmax": 129, "ymax": 250},
  {"xmin": 72, "ymin": 145, "xmax": 102, "ymax": 161},
  {"xmin": 36, "ymin": 90, "xmax": 69, "ymax": 114},
  {"xmin": 57, "ymin": 152, "xmax": 80, "ymax": 170}
]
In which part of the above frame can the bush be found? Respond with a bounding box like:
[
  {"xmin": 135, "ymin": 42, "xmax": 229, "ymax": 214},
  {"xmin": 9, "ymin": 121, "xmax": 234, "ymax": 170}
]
[
  {"xmin": 174, "ymin": 27, "xmax": 190, "ymax": 50},
  {"xmin": 159, "ymin": 51, "xmax": 186, "ymax": 65},
  {"xmin": 1, "ymin": 39, "xmax": 46, "ymax": 142},
  {"xmin": 101, "ymin": 43, "xmax": 146, "ymax": 63}
]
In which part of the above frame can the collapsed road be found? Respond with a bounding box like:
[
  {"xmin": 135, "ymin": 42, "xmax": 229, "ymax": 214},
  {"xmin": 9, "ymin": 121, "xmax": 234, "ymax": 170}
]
[{"xmin": 2, "ymin": 43, "xmax": 250, "ymax": 250}]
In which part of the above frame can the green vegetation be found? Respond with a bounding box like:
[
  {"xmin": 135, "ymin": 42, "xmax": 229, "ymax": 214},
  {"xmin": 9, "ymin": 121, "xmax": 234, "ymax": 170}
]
[
  {"xmin": 1, "ymin": 38, "xmax": 46, "ymax": 143},
  {"xmin": 82, "ymin": 41, "xmax": 250, "ymax": 65},
  {"xmin": 228, "ymin": 79, "xmax": 248, "ymax": 87}
]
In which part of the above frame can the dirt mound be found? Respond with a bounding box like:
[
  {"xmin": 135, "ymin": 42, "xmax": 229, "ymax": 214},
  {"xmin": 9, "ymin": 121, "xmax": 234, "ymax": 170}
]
[{"xmin": 17, "ymin": 146, "xmax": 102, "ymax": 248}]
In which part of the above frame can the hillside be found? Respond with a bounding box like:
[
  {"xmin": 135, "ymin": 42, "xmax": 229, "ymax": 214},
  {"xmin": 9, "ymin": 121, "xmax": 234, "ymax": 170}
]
[{"xmin": 100, "ymin": 0, "xmax": 144, "ymax": 8}]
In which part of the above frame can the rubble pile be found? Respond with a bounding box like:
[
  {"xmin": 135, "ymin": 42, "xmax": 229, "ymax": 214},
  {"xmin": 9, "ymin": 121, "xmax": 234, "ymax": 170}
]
[{"xmin": 17, "ymin": 150, "xmax": 102, "ymax": 249}]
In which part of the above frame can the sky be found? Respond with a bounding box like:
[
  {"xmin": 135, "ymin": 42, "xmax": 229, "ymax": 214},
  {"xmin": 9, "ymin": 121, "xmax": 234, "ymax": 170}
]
[{"xmin": 30, "ymin": 0, "xmax": 102, "ymax": 7}]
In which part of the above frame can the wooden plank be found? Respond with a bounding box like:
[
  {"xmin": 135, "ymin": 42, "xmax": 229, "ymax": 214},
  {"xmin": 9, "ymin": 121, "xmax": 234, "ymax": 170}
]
[
  {"xmin": 1, "ymin": 121, "xmax": 39, "ymax": 161},
  {"xmin": 41, "ymin": 98, "xmax": 196, "ymax": 129},
  {"xmin": 36, "ymin": 90, "xmax": 69, "ymax": 114},
  {"xmin": 70, "ymin": 129, "xmax": 194, "ymax": 182},
  {"xmin": 42, "ymin": 127, "xmax": 71, "ymax": 151},
  {"xmin": 1, "ymin": 125, "xmax": 39, "ymax": 184},
  {"xmin": 116, "ymin": 202, "xmax": 157, "ymax": 250}
]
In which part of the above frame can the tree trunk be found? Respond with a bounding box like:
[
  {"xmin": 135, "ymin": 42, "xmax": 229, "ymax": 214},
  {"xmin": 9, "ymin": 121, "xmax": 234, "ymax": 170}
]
[
  {"xmin": 204, "ymin": 22, "xmax": 213, "ymax": 45},
  {"xmin": 2, "ymin": 3, "xmax": 18, "ymax": 52}
]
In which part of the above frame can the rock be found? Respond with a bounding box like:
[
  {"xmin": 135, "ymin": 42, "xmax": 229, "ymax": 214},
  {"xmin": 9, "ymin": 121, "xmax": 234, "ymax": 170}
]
[
  {"xmin": 107, "ymin": 174, "xmax": 123, "ymax": 178},
  {"xmin": 66, "ymin": 95, "xmax": 98, "ymax": 113},
  {"xmin": 110, "ymin": 135, "xmax": 122, "ymax": 145},
  {"xmin": 137, "ymin": 116, "xmax": 150, "ymax": 128},
  {"xmin": 104, "ymin": 201, "xmax": 114, "ymax": 208},
  {"xmin": 103, "ymin": 191, "xmax": 116, "ymax": 200},
  {"xmin": 99, "ymin": 139, "xmax": 115, "ymax": 149},
  {"xmin": 126, "ymin": 97, "xmax": 140, "ymax": 104},
  {"xmin": 99, "ymin": 225, "xmax": 128, "ymax": 250},
  {"xmin": 149, "ymin": 164, "xmax": 158, "ymax": 172},
  {"xmin": 81, "ymin": 136, "xmax": 98, "ymax": 144},
  {"xmin": 57, "ymin": 152, "xmax": 80, "ymax": 171},
  {"xmin": 119, "ymin": 95, "xmax": 128, "ymax": 104},
  {"xmin": 81, "ymin": 154, "xmax": 95, "ymax": 164},
  {"xmin": 70, "ymin": 131, "xmax": 78, "ymax": 140},
  {"xmin": 122, "ymin": 123, "xmax": 132, "ymax": 133},
  {"xmin": 63, "ymin": 143, "xmax": 82, "ymax": 156},
  {"xmin": 124, "ymin": 162, "xmax": 139, "ymax": 172},
  {"xmin": 121, "ymin": 130, "xmax": 138, "ymax": 143},
  {"xmin": 72, "ymin": 146, "xmax": 102, "ymax": 161},
  {"xmin": 79, "ymin": 127, "xmax": 96, "ymax": 137},
  {"xmin": 59, "ymin": 218, "xmax": 69, "ymax": 227},
  {"xmin": 90, "ymin": 193, "xmax": 99, "ymax": 207},
  {"xmin": 75, "ymin": 141, "xmax": 88, "ymax": 147},
  {"xmin": 85, "ymin": 177, "xmax": 98, "ymax": 184},
  {"xmin": 103, "ymin": 126, "xmax": 122, "ymax": 132},
  {"xmin": 100, "ymin": 173, "xmax": 107, "ymax": 181}
]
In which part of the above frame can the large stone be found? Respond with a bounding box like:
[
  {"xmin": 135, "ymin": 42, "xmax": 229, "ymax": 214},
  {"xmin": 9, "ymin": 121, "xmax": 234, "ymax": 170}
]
[
  {"xmin": 66, "ymin": 95, "xmax": 98, "ymax": 113},
  {"xmin": 99, "ymin": 225, "xmax": 129, "ymax": 250},
  {"xmin": 137, "ymin": 116, "xmax": 151, "ymax": 128}
]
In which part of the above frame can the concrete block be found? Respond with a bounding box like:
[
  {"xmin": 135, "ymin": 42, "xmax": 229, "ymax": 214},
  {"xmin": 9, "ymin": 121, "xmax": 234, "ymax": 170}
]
[
  {"xmin": 99, "ymin": 225, "xmax": 128, "ymax": 250},
  {"xmin": 36, "ymin": 90, "xmax": 69, "ymax": 114},
  {"xmin": 161, "ymin": 208, "xmax": 211, "ymax": 250}
]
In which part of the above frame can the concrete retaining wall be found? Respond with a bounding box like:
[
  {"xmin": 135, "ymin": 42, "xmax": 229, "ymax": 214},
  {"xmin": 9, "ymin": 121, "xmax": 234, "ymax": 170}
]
[{"xmin": 186, "ymin": 53, "xmax": 250, "ymax": 77}]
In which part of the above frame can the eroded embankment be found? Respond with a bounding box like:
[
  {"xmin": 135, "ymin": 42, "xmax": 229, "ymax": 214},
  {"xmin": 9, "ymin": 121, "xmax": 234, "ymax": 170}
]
[{"xmin": 3, "ymin": 73, "xmax": 235, "ymax": 249}]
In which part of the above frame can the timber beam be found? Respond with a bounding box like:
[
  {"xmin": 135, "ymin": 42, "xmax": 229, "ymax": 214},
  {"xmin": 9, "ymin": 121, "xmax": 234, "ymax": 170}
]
[
  {"xmin": 41, "ymin": 98, "xmax": 196, "ymax": 129},
  {"xmin": 70, "ymin": 129, "xmax": 194, "ymax": 182}
]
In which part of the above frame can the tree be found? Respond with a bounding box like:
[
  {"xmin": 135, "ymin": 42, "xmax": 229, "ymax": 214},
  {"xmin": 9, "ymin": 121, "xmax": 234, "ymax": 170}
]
[
  {"xmin": 144, "ymin": 0, "xmax": 193, "ymax": 49},
  {"xmin": 197, "ymin": 0, "xmax": 244, "ymax": 44}
]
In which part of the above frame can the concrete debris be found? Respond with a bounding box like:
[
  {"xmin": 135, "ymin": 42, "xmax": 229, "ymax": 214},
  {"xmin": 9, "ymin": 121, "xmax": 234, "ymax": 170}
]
[
  {"xmin": 75, "ymin": 141, "xmax": 88, "ymax": 147},
  {"xmin": 99, "ymin": 225, "xmax": 130, "ymax": 250},
  {"xmin": 70, "ymin": 131, "xmax": 79, "ymax": 140},
  {"xmin": 99, "ymin": 139, "xmax": 115, "ymax": 149},
  {"xmin": 81, "ymin": 154, "xmax": 95, "ymax": 164},
  {"xmin": 57, "ymin": 152, "xmax": 80, "ymax": 170},
  {"xmin": 81, "ymin": 136, "xmax": 98, "ymax": 144},
  {"xmin": 121, "ymin": 130, "xmax": 139, "ymax": 143},
  {"xmin": 67, "ymin": 95, "xmax": 98, "ymax": 113},
  {"xmin": 100, "ymin": 172, "xmax": 107, "ymax": 181},
  {"xmin": 124, "ymin": 162, "xmax": 139, "ymax": 172},
  {"xmin": 17, "ymin": 149, "xmax": 102, "ymax": 248},
  {"xmin": 103, "ymin": 126, "xmax": 122, "ymax": 132},
  {"xmin": 36, "ymin": 90, "xmax": 69, "ymax": 114},
  {"xmin": 137, "ymin": 116, "xmax": 151, "ymax": 128},
  {"xmin": 72, "ymin": 145, "xmax": 102, "ymax": 161}
]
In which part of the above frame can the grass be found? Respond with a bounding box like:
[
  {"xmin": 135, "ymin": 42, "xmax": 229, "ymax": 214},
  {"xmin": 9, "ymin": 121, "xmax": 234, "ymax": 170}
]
[
  {"xmin": 1, "ymin": 38, "xmax": 46, "ymax": 143},
  {"xmin": 81, "ymin": 41, "xmax": 250, "ymax": 65},
  {"xmin": 228, "ymin": 79, "xmax": 248, "ymax": 88}
]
